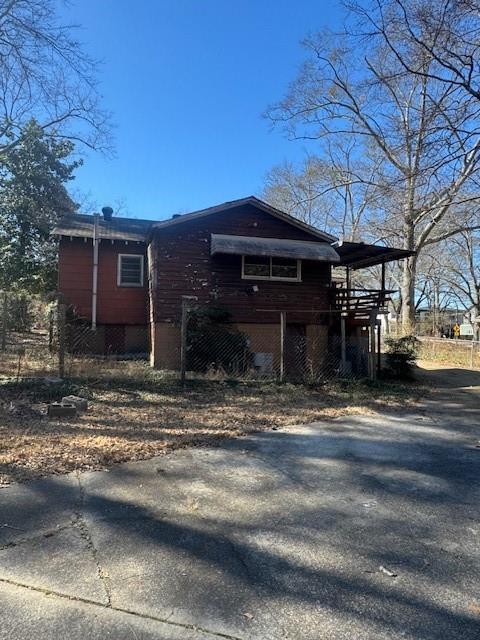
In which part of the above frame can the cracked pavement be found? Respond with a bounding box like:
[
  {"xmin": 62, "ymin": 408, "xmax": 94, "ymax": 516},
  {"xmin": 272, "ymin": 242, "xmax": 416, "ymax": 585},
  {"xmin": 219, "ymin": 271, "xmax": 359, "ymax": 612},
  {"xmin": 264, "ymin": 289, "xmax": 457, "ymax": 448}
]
[{"xmin": 1, "ymin": 365, "xmax": 479, "ymax": 639}]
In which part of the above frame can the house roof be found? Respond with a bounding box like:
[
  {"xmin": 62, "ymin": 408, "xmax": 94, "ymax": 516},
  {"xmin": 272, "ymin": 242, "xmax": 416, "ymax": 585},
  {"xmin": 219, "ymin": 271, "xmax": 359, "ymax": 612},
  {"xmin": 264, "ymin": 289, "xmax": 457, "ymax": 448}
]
[
  {"xmin": 52, "ymin": 198, "xmax": 414, "ymax": 269},
  {"xmin": 52, "ymin": 214, "xmax": 153, "ymax": 242},
  {"xmin": 211, "ymin": 234, "xmax": 340, "ymax": 262},
  {"xmin": 52, "ymin": 196, "xmax": 336, "ymax": 244},
  {"xmin": 153, "ymin": 196, "xmax": 338, "ymax": 243}
]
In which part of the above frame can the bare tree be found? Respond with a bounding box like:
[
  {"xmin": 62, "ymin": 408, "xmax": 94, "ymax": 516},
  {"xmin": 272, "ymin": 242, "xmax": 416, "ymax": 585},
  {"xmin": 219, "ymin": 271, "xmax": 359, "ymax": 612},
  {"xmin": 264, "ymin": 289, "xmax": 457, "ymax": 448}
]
[
  {"xmin": 0, "ymin": 0, "xmax": 111, "ymax": 154},
  {"xmin": 263, "ymin": 142, "xmax": 382, "ymax": 241},
  {"xmin": 266, "ymin": 15, "xmax": 480, "ymax": 332},
  {"xmin": 439, "ymin": 230, "xmax": 480, "ymax": 336},
  {"xmin": 413, "ymin": 246, "xmax": 459, "ymax": 334},
  {"xmin": 263, "ymin": 156, "xmax": 332, "ymax": 229},
  {"xmin": 359, "ymin": 0, "xmax": 480, "ymax": 101}
]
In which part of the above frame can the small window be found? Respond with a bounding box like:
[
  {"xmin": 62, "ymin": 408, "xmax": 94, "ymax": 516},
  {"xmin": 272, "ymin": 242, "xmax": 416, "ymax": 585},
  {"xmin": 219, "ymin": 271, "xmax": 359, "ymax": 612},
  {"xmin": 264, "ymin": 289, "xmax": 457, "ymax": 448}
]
[
  {"xmin": 243, "ymin": 255, "xmax": 270, "ymax": 278},
  {"xmin": 118, "ymin": 254, "xmax": 144, "ymax": 287},
  {"xmin": 271, "ymin": 257, "xmax": 299, "ymax": 279},
  {"xmin": 242, "ymin": 256, "xmax": 301, "ymax": 281}
]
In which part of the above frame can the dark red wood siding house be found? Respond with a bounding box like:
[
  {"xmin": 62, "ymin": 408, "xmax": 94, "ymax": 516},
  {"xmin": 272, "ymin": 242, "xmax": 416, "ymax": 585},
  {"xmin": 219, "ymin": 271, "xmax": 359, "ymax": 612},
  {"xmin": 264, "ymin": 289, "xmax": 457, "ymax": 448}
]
[{"xmin": 54, "ymin": 196, "xmax": 412, "ymax": 373}]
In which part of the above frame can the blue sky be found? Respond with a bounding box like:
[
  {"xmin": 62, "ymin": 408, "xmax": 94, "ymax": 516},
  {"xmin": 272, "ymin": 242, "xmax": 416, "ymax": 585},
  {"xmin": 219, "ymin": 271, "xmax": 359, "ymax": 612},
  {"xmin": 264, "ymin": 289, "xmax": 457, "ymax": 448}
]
[{"xmin": 61, "ymin": 1, "xmax": 341, "ymax": 220}]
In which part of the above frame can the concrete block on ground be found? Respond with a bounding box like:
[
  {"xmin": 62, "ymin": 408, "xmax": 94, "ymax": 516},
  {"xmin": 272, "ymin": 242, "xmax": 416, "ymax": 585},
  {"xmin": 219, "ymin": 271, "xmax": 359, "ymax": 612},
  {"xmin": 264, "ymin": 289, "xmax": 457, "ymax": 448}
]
[
  {"xmin": 43, "ymin": 377, "xmax": 64, "ymax": 385},
  {"xmin": 62, "ymin": 395, "xmax": 88, "ymax": 412},
  {"xmin": 48, "ymin": 402, "xmax": 77, "ymax": 419}
]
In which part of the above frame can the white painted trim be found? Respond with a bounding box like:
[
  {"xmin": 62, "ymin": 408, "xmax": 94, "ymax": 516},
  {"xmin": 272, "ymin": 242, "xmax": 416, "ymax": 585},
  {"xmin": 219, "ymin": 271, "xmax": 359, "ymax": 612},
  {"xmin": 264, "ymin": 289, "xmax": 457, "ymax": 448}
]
[
  {"xmin": 117, "ymin": 253, "xmax": 144, "ymax": 287},
  {"xmin": 241, "ymin": 256, "xmax": 302, "ymax": 282}
]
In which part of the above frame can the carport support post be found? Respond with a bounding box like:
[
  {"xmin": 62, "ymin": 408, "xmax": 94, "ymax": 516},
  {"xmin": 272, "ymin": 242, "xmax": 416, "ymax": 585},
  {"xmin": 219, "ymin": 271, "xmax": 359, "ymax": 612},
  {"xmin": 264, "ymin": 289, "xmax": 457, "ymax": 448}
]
[
  {"xmin": 369, "ymin": 310, "xmax": 377, "ymax": 380},
  {"xmin": 340, "ymin": 314, "xmax": 347, "ymax": 374},
  {"xmin": 280, "ymin": 311, "xmax": 286, "ymax": 382},
  {"xmin": 377, "ymin": 318, "xmax": 382, "ymax": 373}
]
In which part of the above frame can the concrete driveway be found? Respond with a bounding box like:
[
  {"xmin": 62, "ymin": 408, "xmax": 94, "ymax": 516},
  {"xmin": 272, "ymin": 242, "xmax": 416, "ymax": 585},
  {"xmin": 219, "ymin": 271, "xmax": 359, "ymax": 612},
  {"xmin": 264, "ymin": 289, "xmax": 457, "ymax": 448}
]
[{"xmin": 1, "ymin": 366, "xmax": 479, "ymax": 640}]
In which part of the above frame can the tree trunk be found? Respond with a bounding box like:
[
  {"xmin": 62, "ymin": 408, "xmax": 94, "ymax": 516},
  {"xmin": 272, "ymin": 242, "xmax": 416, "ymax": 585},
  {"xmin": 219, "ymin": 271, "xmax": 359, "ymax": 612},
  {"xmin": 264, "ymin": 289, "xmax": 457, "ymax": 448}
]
[
  {"xmin": 401, "ymin": 215, "xmax": 416, "ymax": 334},
  {"xmin": 401, "ymin": 255, "xmax": 416, "ymax": 334},
  {"xmin": 474, "ymin": 303, "xmax": 480, "ymax": 341}
]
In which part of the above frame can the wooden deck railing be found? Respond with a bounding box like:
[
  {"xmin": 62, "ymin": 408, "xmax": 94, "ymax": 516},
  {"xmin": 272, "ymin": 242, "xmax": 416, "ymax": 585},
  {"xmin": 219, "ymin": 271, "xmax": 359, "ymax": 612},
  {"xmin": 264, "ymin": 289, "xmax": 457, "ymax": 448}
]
[{"xmin": 332, "ymin": 287, "xmax": 395, "ymax": 315}]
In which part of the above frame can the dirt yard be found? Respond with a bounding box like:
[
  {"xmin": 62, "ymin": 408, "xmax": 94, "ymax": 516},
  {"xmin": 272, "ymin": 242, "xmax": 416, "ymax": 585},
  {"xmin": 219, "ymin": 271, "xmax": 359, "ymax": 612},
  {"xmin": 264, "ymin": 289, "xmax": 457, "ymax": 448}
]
[{"xmin": 0, "ymin": 358, "xmax": 425, "ymax": 485}]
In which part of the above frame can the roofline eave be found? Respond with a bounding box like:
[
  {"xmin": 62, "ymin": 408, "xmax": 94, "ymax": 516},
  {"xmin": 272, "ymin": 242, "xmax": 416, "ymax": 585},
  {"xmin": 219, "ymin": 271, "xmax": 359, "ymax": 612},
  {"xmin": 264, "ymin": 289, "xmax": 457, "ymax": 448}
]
[{"xmin": 152, "ymin": 196, "xmax": 338, "ymax": 243}]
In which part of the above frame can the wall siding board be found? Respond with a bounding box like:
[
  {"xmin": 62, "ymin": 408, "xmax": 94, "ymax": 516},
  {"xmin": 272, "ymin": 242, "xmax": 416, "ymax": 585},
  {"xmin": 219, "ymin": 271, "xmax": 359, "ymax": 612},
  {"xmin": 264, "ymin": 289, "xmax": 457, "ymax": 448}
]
[
  {"xmin": 59, "ymin": 204, "xmax": 336, "ymax": 330},
  {"xmin": 154, "ymin": 204, "xmax": 333, "ymax": 324},
  {"xmin": 59, "ymin": 237, "xmax": 148, "ymax": 324}
]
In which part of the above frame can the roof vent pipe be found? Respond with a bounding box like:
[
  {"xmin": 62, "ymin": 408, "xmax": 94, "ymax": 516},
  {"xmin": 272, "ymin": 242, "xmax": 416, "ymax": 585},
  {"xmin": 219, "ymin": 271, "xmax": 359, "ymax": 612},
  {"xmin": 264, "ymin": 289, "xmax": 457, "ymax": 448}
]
[{"xmin": 102, "ymin": 206, "xmax": 113, "ymax": 221}]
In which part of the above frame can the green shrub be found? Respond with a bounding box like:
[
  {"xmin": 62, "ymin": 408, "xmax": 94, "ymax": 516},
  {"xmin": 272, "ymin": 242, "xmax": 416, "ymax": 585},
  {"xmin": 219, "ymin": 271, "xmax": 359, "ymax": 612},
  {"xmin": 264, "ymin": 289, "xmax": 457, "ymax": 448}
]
[{"xmin": 383, "ymin": 335, "xmax": 419, "ymax": 380}]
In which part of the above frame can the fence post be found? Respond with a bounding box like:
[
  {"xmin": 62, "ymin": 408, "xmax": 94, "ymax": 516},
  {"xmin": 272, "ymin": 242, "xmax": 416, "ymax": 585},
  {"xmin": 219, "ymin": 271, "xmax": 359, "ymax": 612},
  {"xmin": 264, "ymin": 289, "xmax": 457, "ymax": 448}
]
[
  {"xmin": 471, "ymin": 340, "xmax": 475, "ymax": 369},
  {"xmin": 279, "ymin": 311, "xmax": 286, "ymax": 382},
  {"xmin": 180, "ymin": 296, "xmax": 198, "ymax": 385},
  {"xmin": 48, "ymin": 307, "xmax": 54, "ymax": 353},
  {"xmin": 57, "ymin": 302, "xmax": 66, "ymax": 378},
  {"xmin": 1, "ymin": 290, "xmax": 8, "ymax": 351}
]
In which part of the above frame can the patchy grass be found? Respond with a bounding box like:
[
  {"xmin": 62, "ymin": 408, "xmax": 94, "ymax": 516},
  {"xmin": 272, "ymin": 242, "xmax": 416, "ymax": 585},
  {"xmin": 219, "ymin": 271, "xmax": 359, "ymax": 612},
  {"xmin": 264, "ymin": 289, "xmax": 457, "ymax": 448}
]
[{"xmin": 0, "ymin": 361, "xmax": 427, "ymax": 485}]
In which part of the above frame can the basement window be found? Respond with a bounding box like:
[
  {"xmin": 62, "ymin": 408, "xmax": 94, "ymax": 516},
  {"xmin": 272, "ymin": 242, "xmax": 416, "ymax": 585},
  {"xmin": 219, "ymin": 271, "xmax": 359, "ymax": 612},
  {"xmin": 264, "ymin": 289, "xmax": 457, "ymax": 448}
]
[
  {"xmin": 117, "ymin": 254, "xmax": 144, "ymax": 287},
  {"xmin": 241, "ymin": 256, "xmax": 301, "ymax": 281}
]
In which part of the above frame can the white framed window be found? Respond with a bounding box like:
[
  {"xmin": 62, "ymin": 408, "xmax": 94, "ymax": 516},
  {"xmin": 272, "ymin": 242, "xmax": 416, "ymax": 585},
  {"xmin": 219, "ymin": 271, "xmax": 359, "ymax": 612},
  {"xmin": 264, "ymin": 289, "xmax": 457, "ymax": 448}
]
[
  {"xmin": 241, "ymin": 256, "xmax": 301, "ymax": 282},
  {"xmin": 117, "ymin": 254, "xmax": 144, "ymax": 287}
]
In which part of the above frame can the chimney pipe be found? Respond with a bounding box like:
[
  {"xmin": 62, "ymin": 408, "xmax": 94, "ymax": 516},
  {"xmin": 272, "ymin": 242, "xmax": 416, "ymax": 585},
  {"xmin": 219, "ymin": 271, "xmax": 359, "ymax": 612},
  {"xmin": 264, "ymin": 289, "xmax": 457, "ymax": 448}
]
[{"xmin": 102, "ymin": 206, "xmax": 113, "ymax": 221}]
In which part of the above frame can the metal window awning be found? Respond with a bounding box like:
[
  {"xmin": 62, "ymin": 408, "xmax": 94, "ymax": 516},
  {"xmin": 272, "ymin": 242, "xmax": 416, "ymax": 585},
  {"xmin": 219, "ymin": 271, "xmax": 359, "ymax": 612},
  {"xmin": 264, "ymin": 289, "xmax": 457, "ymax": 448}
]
[{"xmin": 210, "ymin": 234, "xmax": 340, "ymax": 262}]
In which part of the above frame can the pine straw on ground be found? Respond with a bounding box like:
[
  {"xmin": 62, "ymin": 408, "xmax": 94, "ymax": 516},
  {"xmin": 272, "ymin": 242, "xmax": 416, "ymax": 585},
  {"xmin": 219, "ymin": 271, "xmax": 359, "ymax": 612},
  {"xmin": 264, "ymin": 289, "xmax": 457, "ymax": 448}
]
[{"xmin": 0, "ymin": 367, "xmax": 426, "ymax": 485}]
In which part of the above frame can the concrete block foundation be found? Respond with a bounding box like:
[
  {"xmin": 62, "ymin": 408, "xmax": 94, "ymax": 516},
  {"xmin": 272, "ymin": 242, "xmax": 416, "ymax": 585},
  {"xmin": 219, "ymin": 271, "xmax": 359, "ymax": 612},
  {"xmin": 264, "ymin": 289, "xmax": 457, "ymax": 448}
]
[{"xmin": 150, "ymin": 322, "xmax": 181, "ymax": 369}]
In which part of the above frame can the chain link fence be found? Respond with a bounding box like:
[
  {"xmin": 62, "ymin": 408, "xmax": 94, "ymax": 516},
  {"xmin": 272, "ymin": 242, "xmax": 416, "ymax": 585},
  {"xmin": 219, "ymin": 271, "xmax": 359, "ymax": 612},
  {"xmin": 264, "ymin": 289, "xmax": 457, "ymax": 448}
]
[
  {"xmin": 1, "ymin": 296, "xmax": 376, "ymax": 384},
  {"xmin": 0, "ymin": 292, "xmax": 57, "ymax": 380},
  {"xmin": 0, "ymin": 297, "xmax": 150, "ymax": 382},
  {"xmin": 183, "ymin": 327, "xmax": 370, "ymax": 382},
  {"xmin": 181, "ymin": 304, "xmax": 373, "ymax": 384},
  {"xmin": 418, "ymin": 337, "xmax": 480, "ymax": 369}
]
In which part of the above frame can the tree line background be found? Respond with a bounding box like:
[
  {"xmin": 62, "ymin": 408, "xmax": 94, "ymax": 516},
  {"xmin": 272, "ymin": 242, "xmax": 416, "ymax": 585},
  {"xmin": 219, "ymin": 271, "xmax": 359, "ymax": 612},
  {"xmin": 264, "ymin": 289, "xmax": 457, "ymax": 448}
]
[
  {"xmin": 0, "ymin": 0, "xmax": 479, "ymax": 339},
  {"xmin": 0, "ymin": 0, "xmax": 110, "ymax": 337},
  {"xmin": 263, "ymin": 0, "xmax": 480, "ymax": 336}
]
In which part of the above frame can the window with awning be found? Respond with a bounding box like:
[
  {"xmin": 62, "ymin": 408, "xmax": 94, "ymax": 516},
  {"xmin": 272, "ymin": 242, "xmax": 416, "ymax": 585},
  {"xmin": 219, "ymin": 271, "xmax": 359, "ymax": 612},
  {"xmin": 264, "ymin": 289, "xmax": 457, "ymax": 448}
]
[{"xmin": 242, "ymin": 256, "xmax": 301, "ymax": 281}]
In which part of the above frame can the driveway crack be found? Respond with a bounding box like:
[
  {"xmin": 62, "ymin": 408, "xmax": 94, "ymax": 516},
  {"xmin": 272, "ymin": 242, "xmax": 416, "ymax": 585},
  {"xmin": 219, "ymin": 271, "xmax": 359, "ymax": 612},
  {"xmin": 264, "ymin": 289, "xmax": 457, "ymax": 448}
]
[
  {"xmin": 0, "ymin": 576, "xmax": 244, "ymax": 640},
  {"xmin": 74, "ymin": 471, "xmax": 112, "ymax": 606}
]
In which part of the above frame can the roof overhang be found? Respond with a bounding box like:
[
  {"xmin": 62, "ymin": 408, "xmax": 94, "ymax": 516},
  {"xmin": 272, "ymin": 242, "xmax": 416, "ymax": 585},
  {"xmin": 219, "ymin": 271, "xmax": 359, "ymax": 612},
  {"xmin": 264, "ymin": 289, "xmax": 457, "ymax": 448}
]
[
  {"xmin": 52, "ymin": 214, "xmax": 152, "ymax": 242},
  {"xmin": 336, "ymin": 242, "xmax": 415, "ymax": 269},
  {"xmin": 210, "ymin": 234, "xmax": 340, "ymax": 262}
]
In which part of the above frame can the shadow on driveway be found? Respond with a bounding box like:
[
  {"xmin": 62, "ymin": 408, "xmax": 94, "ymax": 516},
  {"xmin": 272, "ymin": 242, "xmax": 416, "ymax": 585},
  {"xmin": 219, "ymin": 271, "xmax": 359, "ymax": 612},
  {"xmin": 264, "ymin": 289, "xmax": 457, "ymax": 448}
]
[{"xmin": 0, "ymin": 364, "xmax": 479, "ymax": 639}]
